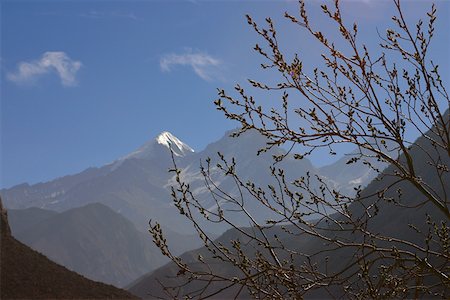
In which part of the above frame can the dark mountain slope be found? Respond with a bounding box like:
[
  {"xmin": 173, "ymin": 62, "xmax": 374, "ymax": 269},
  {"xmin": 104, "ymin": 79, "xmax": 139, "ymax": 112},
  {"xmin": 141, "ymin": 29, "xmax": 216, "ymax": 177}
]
[{"xmin": 0, "ymin": 199, "xmax": 138, "ymax": 299}]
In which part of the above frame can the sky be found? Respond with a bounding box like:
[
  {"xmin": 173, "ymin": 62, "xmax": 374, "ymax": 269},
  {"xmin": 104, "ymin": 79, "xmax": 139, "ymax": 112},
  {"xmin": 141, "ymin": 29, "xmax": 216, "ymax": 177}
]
[{"xmin": 1, "ymin": 0, "xmax": 449, "ymax": 188}]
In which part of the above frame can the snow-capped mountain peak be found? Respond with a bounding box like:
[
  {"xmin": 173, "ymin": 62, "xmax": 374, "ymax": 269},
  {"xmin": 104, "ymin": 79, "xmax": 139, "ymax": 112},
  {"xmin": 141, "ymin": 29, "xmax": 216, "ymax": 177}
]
[
  {"xmin": 113, "ymin": 131, "xmax": 194, "ymax": 166},
  {"xmin": 156, "ymin": 131, "xmax": 194, "ymax": 155}
]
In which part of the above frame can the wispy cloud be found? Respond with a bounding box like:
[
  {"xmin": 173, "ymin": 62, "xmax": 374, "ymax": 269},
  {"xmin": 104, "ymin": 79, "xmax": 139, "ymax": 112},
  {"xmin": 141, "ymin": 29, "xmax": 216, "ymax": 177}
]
[
  {"xmin": 160, "ymin": 50, "xmax": 221, "ymax": 81},
  {"xmin": 80, "ymin": 10, "xmax": 140, "ymax": 21},
  {"xmin": 7, "ymin": 52, "xmax": 82, "ymax": 87}
]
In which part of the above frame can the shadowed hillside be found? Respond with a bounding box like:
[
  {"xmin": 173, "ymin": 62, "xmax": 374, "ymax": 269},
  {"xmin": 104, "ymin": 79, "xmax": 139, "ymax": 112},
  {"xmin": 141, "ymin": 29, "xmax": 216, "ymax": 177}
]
[{"xmin": 0, "ymin": 198, "xmax": 138, "ymax": 299}]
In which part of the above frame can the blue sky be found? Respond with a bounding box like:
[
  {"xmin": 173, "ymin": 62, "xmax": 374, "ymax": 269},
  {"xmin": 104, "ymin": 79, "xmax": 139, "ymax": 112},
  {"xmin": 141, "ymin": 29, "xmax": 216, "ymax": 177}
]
[{"xmin": 1, "ymin": 0, "xmax": 449, "ymax": 188}]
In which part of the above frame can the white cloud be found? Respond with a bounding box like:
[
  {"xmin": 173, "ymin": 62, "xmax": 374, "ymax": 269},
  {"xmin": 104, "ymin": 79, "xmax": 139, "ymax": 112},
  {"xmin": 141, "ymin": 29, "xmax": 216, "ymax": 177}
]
[
  {"xmin": 160, "ymin": 50, "xmax": 221, "ymax": 81},
  {"xmin": 7, "ymin": 52, "xmax": 82, "ymax": 87}
]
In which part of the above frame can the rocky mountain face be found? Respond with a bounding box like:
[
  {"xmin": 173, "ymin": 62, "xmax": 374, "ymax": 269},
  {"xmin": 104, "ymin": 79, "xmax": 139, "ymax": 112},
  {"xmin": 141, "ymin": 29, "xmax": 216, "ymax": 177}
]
[{"xmin": 0, "ymin": 198, "xmax": 137, "ymax": 299}]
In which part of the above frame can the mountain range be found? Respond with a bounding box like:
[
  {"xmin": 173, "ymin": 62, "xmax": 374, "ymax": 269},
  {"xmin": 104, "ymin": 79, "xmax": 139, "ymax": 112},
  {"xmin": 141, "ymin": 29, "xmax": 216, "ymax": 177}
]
[
  {"xmin": 2, "ymin": 130, "xmax": 385, "ymax": 233},
  {"xmin": 1, "ymin": 129, "xmax": 387, "ymax": 288}
]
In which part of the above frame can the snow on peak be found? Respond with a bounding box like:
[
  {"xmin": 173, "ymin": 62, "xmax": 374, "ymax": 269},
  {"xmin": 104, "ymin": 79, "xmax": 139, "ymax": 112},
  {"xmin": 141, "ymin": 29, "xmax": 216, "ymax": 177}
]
[
  {"xmin": 156, "ymin": 131, "xmax": 194, "ymax": 156},
  {"xmin": 109, "ymin": 131, "xmax": 194, "ymax": 169}
]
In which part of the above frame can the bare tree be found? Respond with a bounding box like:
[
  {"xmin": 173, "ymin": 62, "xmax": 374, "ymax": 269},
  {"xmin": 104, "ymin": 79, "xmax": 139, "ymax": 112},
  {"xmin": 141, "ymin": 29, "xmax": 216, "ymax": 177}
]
[{"xmin": 149, "ymin": 0, "xmax": 449, "ymax": 298}]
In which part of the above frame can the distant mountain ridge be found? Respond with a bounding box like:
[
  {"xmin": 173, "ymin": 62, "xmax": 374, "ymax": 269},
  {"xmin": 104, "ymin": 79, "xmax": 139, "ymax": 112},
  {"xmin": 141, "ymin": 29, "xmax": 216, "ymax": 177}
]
[
  {"xmin": 2, "ymin": 129, "xmax": 385, "ymax": 235},
  {"xmin": 8, "ymin": 206, "xmax": 57, "ymax": 236}
]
